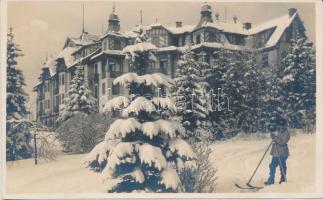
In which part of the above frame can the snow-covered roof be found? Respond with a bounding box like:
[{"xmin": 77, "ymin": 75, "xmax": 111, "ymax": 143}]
[
  {"xmin": 192, "ymin": 42, "xmax": 250, "ymax": 51},
  {"xmin": 124, "ymin": 25, "xmax": 153, "ymax": 38},
  {"xmin": 68, "ymin": 32, "xmax": 100, "ymax": 46},
  {"xmin": 200, "ymin": 21, "xmax": 249, "ymax": 35},
  {"xmin": 250, "ymin": 12, "xmax": 298, "ymax": 48},
  {"xmin": 90, "ymin": 49, "xmax": 125, "ymax": 61},
  {"xmin": 166, "ymin": 25, "xmax": 195, "ymax": 34},
  {"xmin": 57, "ymin": 46, "xmax": 79, "ymax": 67},
  {"xmin": 100, "ymin": 31, "xmax": 129, "ymax": 40},
  {"xmin": 157, "ymin": 46, "xmax": 181, "ymax": 52},
  {"xmin": 43, "ymin": 56, "xmax": 57, "ymax": 76}
]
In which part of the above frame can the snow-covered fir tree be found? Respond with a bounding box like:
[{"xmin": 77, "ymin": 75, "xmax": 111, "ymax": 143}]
[
  {"xmin": 260, "ymin": 68, "xmax": 286, "ymax": 132},
  {"xmin": 238, "ymin": 51, "xmax": 263, "ymax": 133},
  {"xmin": 171, "ymin": 46, "xmax": 212, "ymax": 142},
  {"xmin": 220, "ymin": 50, "xmax": 245, "ymax": 135},
  {"xmin": 279, "ymin": 31, "xmax": 316, "ymax": 129},
  {"xmin": 207, "ymin": 48, "xmax": 237, "ymax": 139},
  {"xmin": 6, "ymin": 27, "xmax": 31, "ymax": 161},
  {"xmin": 57, "ymin": 64, "xmax": 98, "ymax": 123},
  {"xmin": 85, "ymin": 26, "xmax": 195, "ymax": 192}
]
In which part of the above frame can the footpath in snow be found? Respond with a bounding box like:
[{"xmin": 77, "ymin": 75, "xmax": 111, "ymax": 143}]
[{"xmin": 6, "ymin": 133, "xmax": 315, "ymax": 194}]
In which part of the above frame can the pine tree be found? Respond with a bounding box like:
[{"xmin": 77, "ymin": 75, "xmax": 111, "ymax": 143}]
[
  {"xmin": 279, "ymin": 31, "xmax": 316, "ymax": 129},
  {"xmin": 220, "ymin": 50, "xmax": 245, "ymax": 135},
  {"xmin": 57, "ymin": 65, "xmax": 98, "ymax": 123},
  {"xmin": 85, "ymin": 26, "xmax": 194, "ymax": 192},
  {"xmin": 238, "ymin": 51, "xmax": 262, "ymax": 133},
  {"xmin": 171, "ymin": 46, "xmax": 212, "ymax": 142},
  {"xmin": 207, "ymin": 48, "xmax": 237, "ymax": 139},
  {"xmin": 6, "ymin": 27, "xmax": 31, "ymax": 161},
  {"xmin": 260, "ymin": 68, "xmax": 286, "ymax": 132}
]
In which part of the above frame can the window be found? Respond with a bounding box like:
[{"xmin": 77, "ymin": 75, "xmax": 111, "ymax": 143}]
[
  {"xmin": 102, "ymin": 60, "xmax": 107, "ymax": 79},
  {"xmin": 262, "ymin": 52, "xmax": 269, "ymax": 67},
  {"xmin": 102, "ymin": 83, "xmax": 106, "ymax": 95},
  {"xmin": 62, "ymin": 74, "xmax": 65, "ymax": 85},
  {"xmin": 112, "ymin": 84, "xmax": 120, "ymax": 95},
  {"xmin": 94, "ymin": 63, "xmax": 98, "ymax": 74},
  {"xmin": 205, "ymin": 55, "xmax": 210, "ymax": 65},
  {"xmin": 60, "ymin": 74, "xmax": 65, "ymax": 85},
  {"xmin": 178, "ymin": 37, "xmax": 183, "ymax": 46},
  {"xmin": 159, "ymin": 60, "xmax": 168, "ymax": 74},
  {"xmin": 113, "ymin": 40, "xmax": 121, "ymax": 50},
  {"xmin": 61, "ymin": 94, "xmax": 65, "ymax": 104},
  {"xmin": 44, "ymin": 82, "xmax": 48, "ymax": 92},
  {"xmin": 209, "ymin": 32, "xmax": 221, "ymax": 43},
  {"xmin": 152, "ymin": 36, "xmax": 160, "ymax": 47},
  {"xmin": 103, "ymin": 39, "xmax": 108, "ymax": 50},
  {"xmin": 149, "ymin": 61, "xmax": 158, "ymax": 72},
  {"xmin": 94, "ymin": 84, "xmax": 98, "ymax": 98},
  {"xmin": 109, "ymin": 59, "xmax": 123, "ymax": 78},
  {"xmin": 196, "ymin": 35, "xmax": 201, "ymax": 44},
  {"xmin": 226, "ymin": 34, "xmax": 245, "ymax": 45}
]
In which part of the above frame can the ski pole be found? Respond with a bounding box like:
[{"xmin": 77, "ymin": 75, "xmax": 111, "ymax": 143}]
[{"xmin": 247, "ymin": 141, "xmax": 273, "ymax": 185}]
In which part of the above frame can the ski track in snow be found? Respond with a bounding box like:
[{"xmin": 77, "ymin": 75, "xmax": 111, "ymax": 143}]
[{"xmin": 6, "ymin": 133, "xmax": 315, "ymax": 194}]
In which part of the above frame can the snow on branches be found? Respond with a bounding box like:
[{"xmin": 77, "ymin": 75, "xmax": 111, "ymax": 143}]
[
  {"xmin": 57, "ymin": 65, "xmax": 98, "ymax": 123},
  {"xmin": 113, "ymin": 72, "xmax": 174, "ymax": 88},
  {"xmin": 86, "ymin": 25, "xmax": 194, "ymax": 192}
]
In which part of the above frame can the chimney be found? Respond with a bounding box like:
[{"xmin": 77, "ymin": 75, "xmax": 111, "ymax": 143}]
[
  {"xmin": 243, "ymin": 22, "xmax": 252, "ymax": 30},
  {"xmin": 288, "ymin": 8, "xmax": 297, "ymax": 17},
  {"xmin": 233, "ymin": 15, "xmax": 237, "ymax": 24},
  {"xmin": 176, "ymin": 21, "xmax": 182, "ymax": 28},
  {"xmin": 215, "ymin": 12, "xmax": 220, "ymax": 20}
]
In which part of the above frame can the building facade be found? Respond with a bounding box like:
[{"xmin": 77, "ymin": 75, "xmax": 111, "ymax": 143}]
[{"xmin": 33, "ymin": 3, "xmax": 306, "ymax": 127}]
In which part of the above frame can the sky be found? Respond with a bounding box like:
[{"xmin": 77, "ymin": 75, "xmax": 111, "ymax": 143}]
[{"xmin": 7, "ymin": 1, "xmax": 316, "ymax": 117}]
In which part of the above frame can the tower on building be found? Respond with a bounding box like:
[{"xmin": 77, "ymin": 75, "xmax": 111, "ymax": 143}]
[{"xmin": 107, "ymin": 2, "xmax": 120, "ymax": 32}]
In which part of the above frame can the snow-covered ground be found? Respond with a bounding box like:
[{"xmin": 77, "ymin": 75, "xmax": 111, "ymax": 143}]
[
  {"xmin": 6, "ymin": 133, "xmax": 315, "ymax": 194},
  {"xmin": 212, "ymin": 133, "xmax": 315, "ymax": 193}
]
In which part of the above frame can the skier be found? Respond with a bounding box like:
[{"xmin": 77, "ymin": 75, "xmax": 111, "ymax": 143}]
[{"xmin": 264, "ymin": 118, "xmax": 290, "ymax": 185}]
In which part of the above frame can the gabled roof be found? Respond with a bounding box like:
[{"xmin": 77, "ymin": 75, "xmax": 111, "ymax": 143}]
[
  {"xmin": 57, "ymin": 46, "xmax": 80, "ymax": 68},
  {"xmin": 64, "ymin": 32, "xmax": 100, "ymax": 48},
  {"xmin": 99, "ymin": 31, "xmax": 129, "ymax": 40},
  {"xmin": 250, "ymin": 12, "xmax": 299, "ymax": 48},
  {"xmin": 200, "ymin": 21, "xmax": 249, "ymax": 35},
  {"xmin": 42, "ymin": 56, "xmax": 57, "ymax": 77},
  {"xmin": 140, "ymin": 10, "xmax": 299, "ymax": 49}
]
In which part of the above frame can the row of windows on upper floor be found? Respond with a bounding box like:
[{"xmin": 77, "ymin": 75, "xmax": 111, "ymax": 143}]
[
  {"xmin": 75, "ymin": 29, "xmax": 252, "ymax": 60},
  {"xmin": 38, "ymin": 92, "xmax": 66, "ymax": 116},
  {"xmin": 38, "ymin": 58, "xmax": 169, "ymax": 99}
]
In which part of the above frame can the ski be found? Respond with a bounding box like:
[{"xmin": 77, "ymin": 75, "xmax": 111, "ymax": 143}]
[{"xmin": 235, "ymin": 183, "xmax": 264, "ymax": 190}]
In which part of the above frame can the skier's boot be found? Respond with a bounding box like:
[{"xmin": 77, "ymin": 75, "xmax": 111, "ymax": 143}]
[
  {"xmin": 279, "ymin": 177, "xmax": 286, "ymax": 184},
  {"xmin": 264, "ymin": 177, "xmax": 274, "ymax": 185}
]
